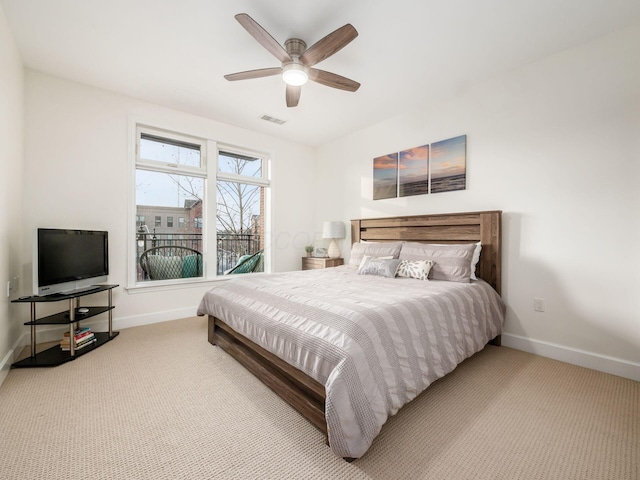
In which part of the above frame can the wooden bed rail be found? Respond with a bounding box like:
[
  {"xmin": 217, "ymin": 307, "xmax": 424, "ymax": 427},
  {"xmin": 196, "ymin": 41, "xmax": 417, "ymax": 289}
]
[{"xmin": 208, "ymin": 315, "xmax": 328, "ymax": 436}]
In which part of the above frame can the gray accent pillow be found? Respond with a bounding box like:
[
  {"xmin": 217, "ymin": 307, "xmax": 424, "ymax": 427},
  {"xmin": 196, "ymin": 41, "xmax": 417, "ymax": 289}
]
[
  {"xmin": 399, "ymin": 242, "xmax": 476, "ymax": 283},
  {"xmin": 357, "ymin": 257, "xmax": 401, "ymax": 278},
  {"xmin": 358, "ymin": 255, "xmax": 393, "ymax": 270},
  {"xmin": 396, "ymin": 259, "xmax": 434, "ymax": 281},
  {"xmin": 348, "ymin": 241, "xmax": 403, "ymax": 266}
]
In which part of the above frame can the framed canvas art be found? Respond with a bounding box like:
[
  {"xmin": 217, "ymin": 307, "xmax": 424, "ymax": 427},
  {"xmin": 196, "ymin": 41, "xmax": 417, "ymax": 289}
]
[
  {"xmin": 430, "ymin": 135, "xmax": 466, "ymax": 193},
  {"xmin": 399, "ymin": 144, "xmax": 429, "ymax": 197},
  {"xmin": 373, "ymin": 153, "xmax": 398, "ymax": 200}
]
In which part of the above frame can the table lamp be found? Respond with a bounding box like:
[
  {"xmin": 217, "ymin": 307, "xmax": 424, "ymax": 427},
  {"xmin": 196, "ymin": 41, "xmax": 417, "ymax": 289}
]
[{"xmin": 322, "ymin": 221, "xmax": 346, "ymax": 259}]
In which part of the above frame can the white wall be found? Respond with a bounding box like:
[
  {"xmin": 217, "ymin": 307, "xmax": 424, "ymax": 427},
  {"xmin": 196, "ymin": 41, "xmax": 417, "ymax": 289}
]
[
  {"xmin": 0, "ymin": 5, "xmax": 24, "ymax": 381},
  {"xmin": 0, "ymin": 5, "xmax": 24, "ymax": 375},
  {"xmin": 316, "ymin": 24, "xmax": 640, "ymax": 379},
  {"xmin": 21, "ymin": 71, "xmax": 316, "ymax": 336}
]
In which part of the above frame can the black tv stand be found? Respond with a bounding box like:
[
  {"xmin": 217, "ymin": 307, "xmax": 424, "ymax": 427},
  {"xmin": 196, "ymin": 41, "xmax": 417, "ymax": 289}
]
[{"xmin": 11, "ymin": 285, "xmax": 118, "ymax": 368}]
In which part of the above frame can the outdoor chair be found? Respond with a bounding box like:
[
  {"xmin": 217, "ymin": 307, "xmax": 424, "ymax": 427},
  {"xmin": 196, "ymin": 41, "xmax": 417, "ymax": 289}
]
[
  {"xmin": 140, "ymin": 245, "xmax": 203, "ymax": 280},
  {"xmin": 225, "ymin": 250, "xmax": 264, "ymax": 274}
]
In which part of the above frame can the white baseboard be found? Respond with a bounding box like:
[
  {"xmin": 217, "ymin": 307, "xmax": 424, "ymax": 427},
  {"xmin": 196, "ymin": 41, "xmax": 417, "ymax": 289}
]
[
  {"xmin": 0, "ymin": 332, "xmax": 30, "ymax": 386},
  {"xmin": 4, "ymin": 315, "xmax": 636, "ymax": 386},
  {"xmin": 502, "ymin": 333, "xmax": 640, "ymax": 382},
  {"xmin": 0, "ymin": 306, "xmax": 199, "ymax": 387},
  {"xmin": 112, "ymin": 306, "xmax": 199, "ymax": 330}
]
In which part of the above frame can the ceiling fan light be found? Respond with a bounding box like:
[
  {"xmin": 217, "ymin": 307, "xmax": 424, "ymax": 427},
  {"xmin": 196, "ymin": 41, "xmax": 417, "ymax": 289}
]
[{"xmin": 282, "ymin": 63, "xmax": 308, "ymax": 86}]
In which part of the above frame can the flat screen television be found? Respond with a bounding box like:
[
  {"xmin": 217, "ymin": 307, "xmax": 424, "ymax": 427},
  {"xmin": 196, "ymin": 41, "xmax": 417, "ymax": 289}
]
[{"xmin": 34, "ymin": 228, "xmax": 109, "ymax": 296}]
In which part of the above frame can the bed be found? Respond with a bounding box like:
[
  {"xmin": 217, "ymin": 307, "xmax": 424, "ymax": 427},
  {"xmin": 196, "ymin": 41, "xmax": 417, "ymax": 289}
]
[{"xmin": 197, "ymin": 210, "xmax": 504, "ymax": 459}]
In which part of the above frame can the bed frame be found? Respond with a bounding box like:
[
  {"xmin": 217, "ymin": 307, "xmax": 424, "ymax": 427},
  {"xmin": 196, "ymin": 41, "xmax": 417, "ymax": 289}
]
[{"xmin": 208, "ymin": 210, "xmax": 502, "ymax": 445}]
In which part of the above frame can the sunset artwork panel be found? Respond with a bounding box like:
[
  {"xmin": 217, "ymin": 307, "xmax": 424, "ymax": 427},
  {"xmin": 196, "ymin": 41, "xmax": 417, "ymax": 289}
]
[
  {"xmin": 373, "ymin": 153, "xmax": 398, "ymax": 200},
  {"xmin": 430, "ymin": 135, "xmax": 466, "ymax": 193},
  {"xmin": 399, "ymin": 144, "xmax": 429, "ymax": 197}
]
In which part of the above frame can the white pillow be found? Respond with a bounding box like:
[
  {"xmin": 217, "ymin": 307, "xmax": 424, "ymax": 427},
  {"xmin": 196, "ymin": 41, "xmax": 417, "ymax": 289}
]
[
  {"xmin": 348, "ymin": 241, "xmax": 403, "ymax": 266},
  {"xmin": 470, "ymin": 242, "xmax": 482, "ymax": 280}
]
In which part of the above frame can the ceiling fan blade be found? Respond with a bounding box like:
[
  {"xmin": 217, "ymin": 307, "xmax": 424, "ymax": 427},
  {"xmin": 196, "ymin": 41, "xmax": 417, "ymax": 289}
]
[
  {"xmin": 224, "ymin": 67, "xmax": 282, "ymax": 81},
  {"xmin": 286, "ymin": 85, "xmax": 301, "ymax": 107},
  {"xmin": 300, "ymin": 24, "xmax": 358, "ymax": 67},
  {"xmin": 308, "ymin": 68, "xmax": 360, "ymax": 92},
  {"xmin": 235, "ymin": 13, "xmax": 291, "ymax": 64}
]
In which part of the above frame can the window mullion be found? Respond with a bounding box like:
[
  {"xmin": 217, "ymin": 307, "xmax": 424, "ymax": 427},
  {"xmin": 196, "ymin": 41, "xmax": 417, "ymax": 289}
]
[
  {"xmin": 136, "ymin": 160, "xmax": 207, "ymax": 178},
  {"xmin": 216, "ymin": 171, "xmax": 269, "ymax": 187}
]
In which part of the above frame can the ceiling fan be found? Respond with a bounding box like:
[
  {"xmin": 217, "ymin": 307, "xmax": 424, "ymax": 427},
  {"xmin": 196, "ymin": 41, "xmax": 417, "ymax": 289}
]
[{"xmin": 224, "ymin": 13, "xmax": 360, "ymax": 107}]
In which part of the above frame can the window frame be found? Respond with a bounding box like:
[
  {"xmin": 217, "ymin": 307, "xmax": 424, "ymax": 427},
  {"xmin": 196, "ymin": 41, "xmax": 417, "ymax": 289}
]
[
  {"xmin": 216, "ymin": 144, "xmax": 270, "ymax": 277},
  {"xmin": 217, "ymin": 144, "xmax": 269, "ymax": 187},
  {"xmin": 129, "ymin": 123, "xmax": 212, "ymax": 290},
  {"xmin": 127, "ymin": 121, "xmax": 271, "ymax": 291}
]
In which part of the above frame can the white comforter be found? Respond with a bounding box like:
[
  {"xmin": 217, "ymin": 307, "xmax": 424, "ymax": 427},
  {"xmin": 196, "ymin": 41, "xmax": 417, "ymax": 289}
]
[{"xmin": 197, "ymin": 266, "xmax": 505, "ymax": 458}]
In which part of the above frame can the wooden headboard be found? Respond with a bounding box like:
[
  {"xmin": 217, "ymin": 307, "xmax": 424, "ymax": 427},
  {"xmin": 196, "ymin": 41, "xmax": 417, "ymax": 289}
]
[{"xmin": 351, "ymin": 210, "xmax": 502, "ymax": 294}]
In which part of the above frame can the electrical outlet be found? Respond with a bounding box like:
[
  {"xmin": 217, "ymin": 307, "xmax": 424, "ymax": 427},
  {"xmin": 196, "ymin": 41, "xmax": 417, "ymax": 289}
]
[
  {"xmin": 534, "ymin": 297, "xmax": 545, "ymax": 312},
  {"xmin": 6, "ymin": 277, "xmax": 20, "ymax": 297}
]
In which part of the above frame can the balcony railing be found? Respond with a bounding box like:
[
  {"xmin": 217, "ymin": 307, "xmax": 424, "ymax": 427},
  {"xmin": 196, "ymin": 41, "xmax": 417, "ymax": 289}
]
[
  {"xmin": 136, "ymin": 232, "xmax": 262, "ymax": 279},
  {"xmin": 217, "ymin": 233, "xmax": 262, "ymax": 275},
  {"xmin": 136, "ymin": 233, "xmax": 203, "ymax": 253}
]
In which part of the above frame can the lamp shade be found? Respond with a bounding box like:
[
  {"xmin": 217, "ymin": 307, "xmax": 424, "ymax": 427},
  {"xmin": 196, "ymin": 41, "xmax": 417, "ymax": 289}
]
[{"xmin": 322, "ymin": 221, "xmax": 345, "ymax": 239}]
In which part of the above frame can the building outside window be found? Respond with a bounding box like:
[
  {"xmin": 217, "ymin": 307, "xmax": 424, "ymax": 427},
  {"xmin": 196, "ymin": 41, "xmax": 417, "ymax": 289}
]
[{"xmin": 167, "ymin": 216, "xmax": 173, "ymax": 228}]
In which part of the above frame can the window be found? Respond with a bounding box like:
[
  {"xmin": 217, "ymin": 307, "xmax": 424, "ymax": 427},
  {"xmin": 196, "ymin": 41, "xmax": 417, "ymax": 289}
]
[
  {"xmin": 131, "ymin": 125, "xmax": 270, "ymax": 286},
  {"xmin": 134, "ymin": 126, "xmax": 207, "ymax": 284},
  {"xmin": 216, "ymin": 150, "xmax": 267, "ymax": 275}
]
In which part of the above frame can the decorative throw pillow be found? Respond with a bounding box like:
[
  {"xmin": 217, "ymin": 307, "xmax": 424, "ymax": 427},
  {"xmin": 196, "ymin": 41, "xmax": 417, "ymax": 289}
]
[
  {"xmin": 357, "ymin": 257, "xmax": 401, "ymax": 278},
  {"xmin": 399, "ymin": 242, "xmax": 476, "ymax": 283},
  {"xmin": 348, "ymin": 241, "xmax": 403, "ymax": 266},
  {"xmin": 358, "ymin": 254, "xmax": 393, "ymax": 270},
  {"xmin": 396, "ymin": 259, "xmax": 434, "ymax": 281}
]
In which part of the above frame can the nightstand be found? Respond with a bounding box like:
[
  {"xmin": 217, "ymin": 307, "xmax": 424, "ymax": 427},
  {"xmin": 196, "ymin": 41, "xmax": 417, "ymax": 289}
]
[{"xmin": 302, "ymin": 257, "xmax": 344, "ymax": 270}]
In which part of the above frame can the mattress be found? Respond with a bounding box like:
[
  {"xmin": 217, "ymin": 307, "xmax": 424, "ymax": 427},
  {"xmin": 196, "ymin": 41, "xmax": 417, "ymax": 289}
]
[{"xmin": 197, "ymin": 265, "xmax": 505, "ymax": 458}]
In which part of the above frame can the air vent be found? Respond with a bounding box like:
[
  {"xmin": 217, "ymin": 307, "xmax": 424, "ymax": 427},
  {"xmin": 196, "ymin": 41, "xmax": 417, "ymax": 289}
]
[{"xmin": 258, "ymin": 114, "xmax": 287, "ymax": 125}]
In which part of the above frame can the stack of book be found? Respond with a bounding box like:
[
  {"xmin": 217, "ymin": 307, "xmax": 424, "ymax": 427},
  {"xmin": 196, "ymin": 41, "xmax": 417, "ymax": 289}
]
[{"xmin": 60, "ymin": 327, "xmax": 96, "ymax": 351}]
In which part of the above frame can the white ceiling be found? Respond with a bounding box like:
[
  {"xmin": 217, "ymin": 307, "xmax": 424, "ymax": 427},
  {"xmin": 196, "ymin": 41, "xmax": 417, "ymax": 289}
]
[{"xmin": 3, "ymin": 0, "xmax": 640, "ymax": 147}]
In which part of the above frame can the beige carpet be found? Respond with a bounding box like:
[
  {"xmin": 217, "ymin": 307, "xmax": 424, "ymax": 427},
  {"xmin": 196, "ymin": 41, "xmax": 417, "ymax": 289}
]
[{"xmin": 0, "ymin": 316, "xmax": 637, "ymax": 480}]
